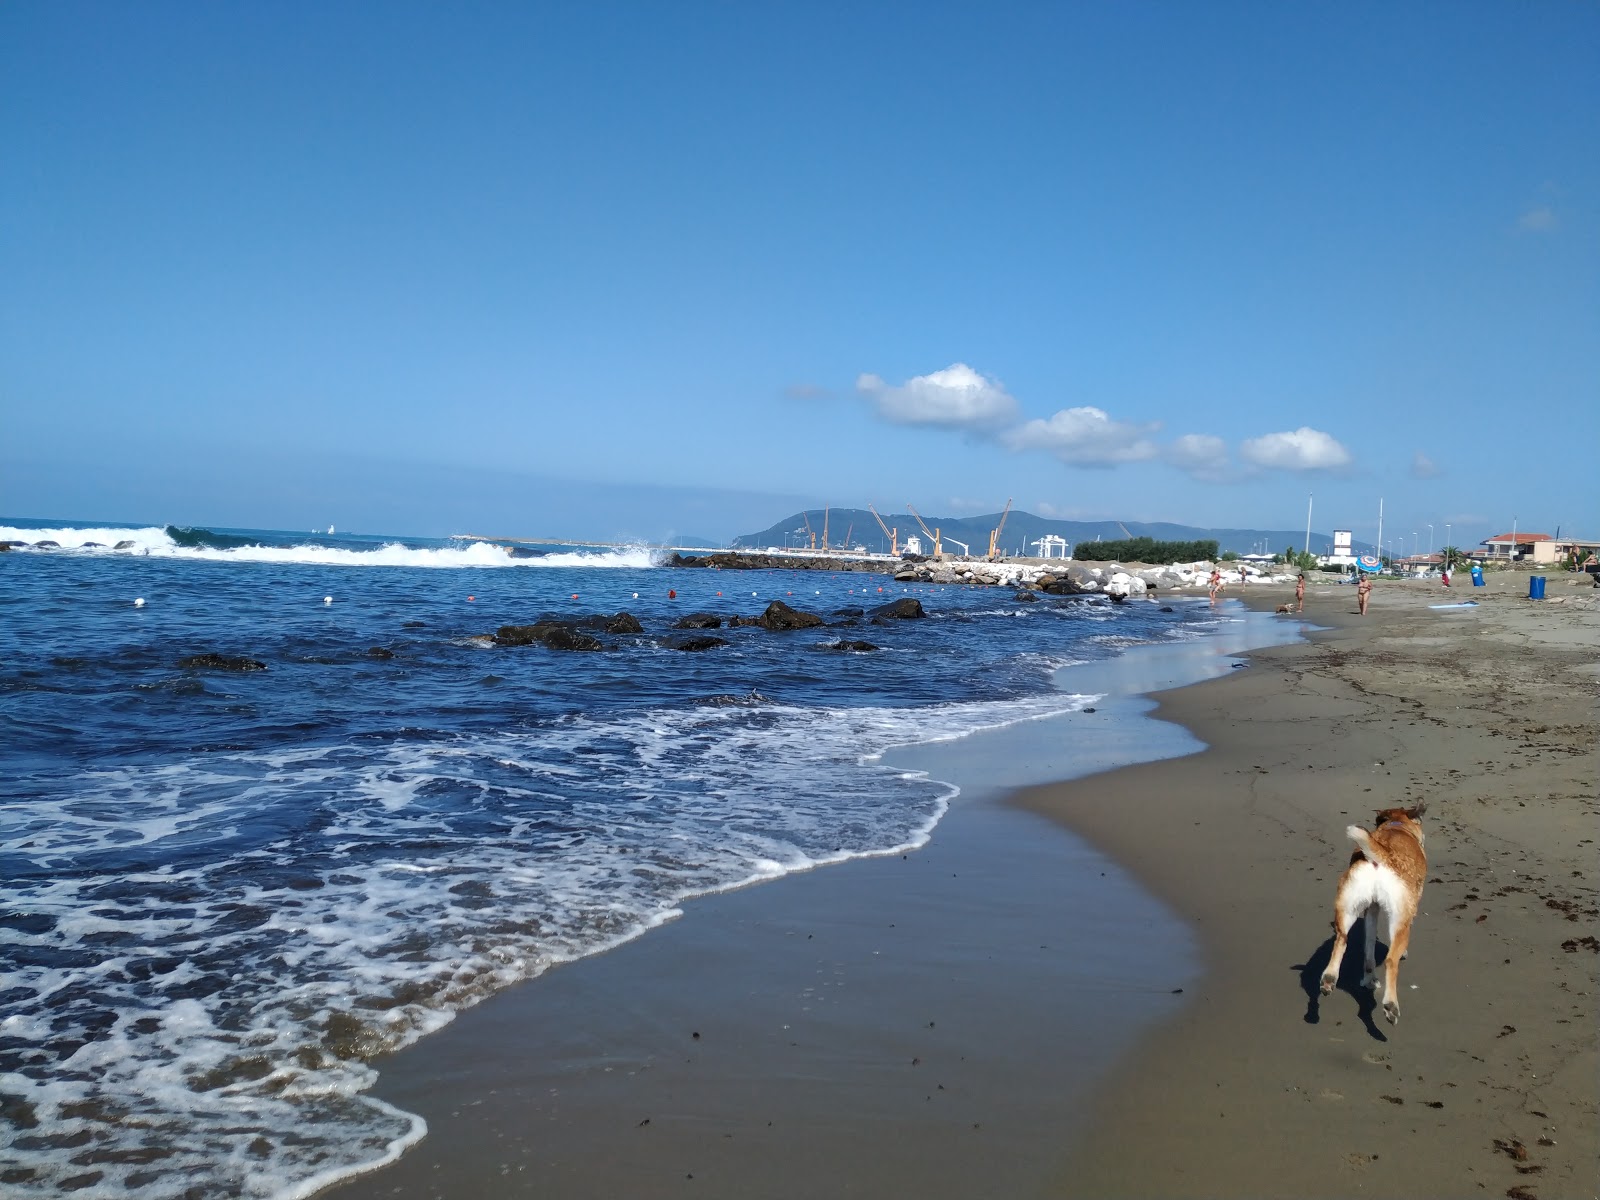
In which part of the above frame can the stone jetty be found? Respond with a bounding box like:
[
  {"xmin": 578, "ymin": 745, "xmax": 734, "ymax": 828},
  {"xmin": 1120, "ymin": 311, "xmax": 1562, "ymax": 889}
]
[{"xmin": 669, "ymin": 550, "xmax": 1300, "ymax": 596}]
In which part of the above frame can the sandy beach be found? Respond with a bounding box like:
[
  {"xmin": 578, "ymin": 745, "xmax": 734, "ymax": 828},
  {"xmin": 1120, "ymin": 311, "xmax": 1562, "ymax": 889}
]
[
  {"xmin": 329, "ymin": 571, "xmax": 1597, "ymax": 1200},
  {"xmin": 1032, "ymin": 570, "xmax": 1599, "ymax": 1198}
]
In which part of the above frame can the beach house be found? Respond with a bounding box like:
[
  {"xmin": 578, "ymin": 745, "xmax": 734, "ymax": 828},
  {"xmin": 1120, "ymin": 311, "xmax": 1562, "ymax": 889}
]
[{"xmin": 1478, "ymin": 533, "xmax": 1600, "ymax": 564}]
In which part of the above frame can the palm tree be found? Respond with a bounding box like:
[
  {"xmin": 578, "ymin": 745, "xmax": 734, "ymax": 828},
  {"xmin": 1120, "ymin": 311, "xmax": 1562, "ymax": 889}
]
[{"xmin": 1439, "ymin": 545, "xmax": 1464, "ymax": 569}]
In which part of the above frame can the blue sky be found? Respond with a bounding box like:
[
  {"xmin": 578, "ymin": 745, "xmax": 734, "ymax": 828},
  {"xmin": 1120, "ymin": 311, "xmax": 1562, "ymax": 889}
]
[{"xmin": 3, "ymin": 2, "xmax": 1595, "ymax": 549}]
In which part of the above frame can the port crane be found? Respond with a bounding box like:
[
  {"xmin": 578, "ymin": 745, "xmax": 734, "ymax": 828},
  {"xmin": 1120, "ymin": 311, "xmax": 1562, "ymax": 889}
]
[
  {"xmin": 906, "ymin": 503, "xmax": 941, "ymax": 559},
  {"xmin": 943, "ymin": 537, "xmax": 971, "ymax": 556},
  {"xmin": 821, "ymin": 506, "xmax": 830, "ymax": 553},
  {"xmin": 801, "ymin": 511, "xmax": 817, "ymax": 551},
  {"xmin": 868, "ymin": 504, "xmax": 898, "ymax": 555},
  {"xmin": 987, "ymin": 497, "xmax": 1013, "ymax": 560}
]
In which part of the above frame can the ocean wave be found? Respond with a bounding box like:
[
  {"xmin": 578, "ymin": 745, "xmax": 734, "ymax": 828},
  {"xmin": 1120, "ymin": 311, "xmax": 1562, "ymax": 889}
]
[
  {"xmin": 0, "ymin": 687, "xmax": 1098, "ymax": 1199},
  {"xmin": 0, "ymin": 524, "xmax": 660, "ymax": 569}
]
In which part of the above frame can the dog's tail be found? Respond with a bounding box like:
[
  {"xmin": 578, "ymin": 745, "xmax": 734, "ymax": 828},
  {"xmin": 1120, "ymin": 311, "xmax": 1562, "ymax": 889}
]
[{"xmin": 1347, "ymin": 825, "xmax": 1384, "ymax": 866}]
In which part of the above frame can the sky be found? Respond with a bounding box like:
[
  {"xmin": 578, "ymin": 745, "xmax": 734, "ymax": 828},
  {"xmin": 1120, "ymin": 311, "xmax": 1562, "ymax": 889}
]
[{"xmin": 3, "ymin": 2, "xmax": 1595, "ymax": 550}]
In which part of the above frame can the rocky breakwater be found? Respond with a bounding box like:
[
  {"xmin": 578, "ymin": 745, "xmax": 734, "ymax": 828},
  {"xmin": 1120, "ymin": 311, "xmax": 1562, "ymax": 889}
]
[
  {"xmin": 670, "ymin": 551, "xmax": 889, "ymax": 575},
  {"xmin": 887, "ymin": 557, "xmax": 1220, "ymax": 598}
]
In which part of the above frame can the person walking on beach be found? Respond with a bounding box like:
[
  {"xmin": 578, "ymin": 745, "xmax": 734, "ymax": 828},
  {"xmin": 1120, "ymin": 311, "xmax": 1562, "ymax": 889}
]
[
  {"xmin": 1209, "ymin": 567, "xmax": 1223, "ymax": 606},
  {"xmin": 1295, "ymin": 573, "xmax": 1306, "ymax": 612},
  {"xmin": 1357, "ymin": 573, "xmax": 1372, "ymax": 615}
]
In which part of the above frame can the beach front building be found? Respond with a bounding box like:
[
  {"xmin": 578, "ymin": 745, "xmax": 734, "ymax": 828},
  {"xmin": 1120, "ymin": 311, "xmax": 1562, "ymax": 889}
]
[
  {"xmin": 1479, "ymin": 532, "xmax": 1552, "ymax": 562},
  {"xmin": 1478, "ymin": 533, "xmax": 1600, "ymax": 564}
]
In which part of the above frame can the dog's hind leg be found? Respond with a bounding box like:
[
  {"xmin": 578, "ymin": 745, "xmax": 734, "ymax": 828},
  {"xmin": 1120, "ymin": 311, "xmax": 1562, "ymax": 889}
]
[
  {"xmin": 1382, "ymin": 916, "xmax": 1413, "ymax": 1025},
  {"xmin": 1361, "ymin": 903, "xmax": 1380, "ymax": 992},
  {"xmin": 1320, "ymin": 891, "xmax": 1362, "ymax": 995}
]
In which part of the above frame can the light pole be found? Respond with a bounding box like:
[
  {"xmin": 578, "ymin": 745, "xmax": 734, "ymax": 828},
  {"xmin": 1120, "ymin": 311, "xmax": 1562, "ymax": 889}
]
[
  {"xmin": 1428, "ymin": 524, "xmax": 1433, "ymax": 555},
  {"xmin": 1304, "ymin": 493, "xmax": 1314, "ymax": 556},
  {"xmin": 1445, "ymin": 523, "xmax": 1451, "ymax": 558}
]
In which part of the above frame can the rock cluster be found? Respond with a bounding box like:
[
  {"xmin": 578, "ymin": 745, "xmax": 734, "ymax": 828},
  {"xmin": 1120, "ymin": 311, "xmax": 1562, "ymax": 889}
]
[
  {"xmin": 670, "ymin": 552, "xmax": 882, "ymax": 574},
  {"xmin": 477, "ymin": 596, "xmax": 932, "ymax": 654}
]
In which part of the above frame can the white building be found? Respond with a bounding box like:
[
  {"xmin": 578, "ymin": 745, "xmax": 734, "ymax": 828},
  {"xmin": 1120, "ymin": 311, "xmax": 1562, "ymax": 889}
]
[
  {"xmin": 1031, "ymin": 534, "xmax": 1070, "ymax": 559},
  {"xmin": 1318, "ymin": 528, "xmax": 1360, "ymax": 568}
]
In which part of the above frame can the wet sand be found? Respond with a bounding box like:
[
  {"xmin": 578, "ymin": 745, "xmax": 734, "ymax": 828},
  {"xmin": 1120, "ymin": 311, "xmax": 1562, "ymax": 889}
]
[{"xmin": 1029, "ymin": 571, "xmax": 1599, "ymax": 1198}]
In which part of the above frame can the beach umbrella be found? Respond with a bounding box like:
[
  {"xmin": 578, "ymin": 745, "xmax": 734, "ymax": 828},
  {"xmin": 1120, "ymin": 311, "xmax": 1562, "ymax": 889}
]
[{"xmin": 1357, "ymin": 554, "xmax": 1383, "ymax": 573}]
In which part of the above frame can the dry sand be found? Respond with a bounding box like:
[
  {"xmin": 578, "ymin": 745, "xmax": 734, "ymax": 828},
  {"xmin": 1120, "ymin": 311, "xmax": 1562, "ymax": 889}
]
[
  {"xmin": 1028, "ymin": 570, "xmax": 1599, "ymax": 1198},
  {"xmin": 328, "ymin": 571, "xmax": 1597, "ymax": 1200}
]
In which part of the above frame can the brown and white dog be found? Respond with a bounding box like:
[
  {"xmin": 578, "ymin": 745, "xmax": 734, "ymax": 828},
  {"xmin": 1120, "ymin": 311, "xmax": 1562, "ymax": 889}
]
[{"xmin": 1319, "ymin": 802, "xmax": 1427, "ymax": 1025}]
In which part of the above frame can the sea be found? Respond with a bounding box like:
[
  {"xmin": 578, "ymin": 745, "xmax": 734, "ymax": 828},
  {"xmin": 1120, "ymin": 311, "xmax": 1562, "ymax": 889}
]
[{"xmin": 1, "ymin": 519, "xmax": 1233, "ymax": 1198}]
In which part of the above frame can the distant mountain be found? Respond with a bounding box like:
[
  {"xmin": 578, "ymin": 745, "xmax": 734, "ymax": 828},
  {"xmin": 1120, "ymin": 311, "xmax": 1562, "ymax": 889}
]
[{"xmin": 732, "ymin": 508, "xmax": 1375, "ymax": 559}]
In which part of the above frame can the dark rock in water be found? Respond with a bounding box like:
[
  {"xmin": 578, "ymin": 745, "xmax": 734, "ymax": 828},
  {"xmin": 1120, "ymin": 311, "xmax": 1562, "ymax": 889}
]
[
  {"xmin": 503, "ymin": 546, "xmax": 545, "ymax": 559},
  {"xmin": 564, "ymin": 611, "xmax": 644, "ymax": 634},
  {"xmin": 1013, "ymin": 591, "xmax": 1038, "ymax": 602},
  {"xmin": 824, "ymin": 639, "xmax": 880, "ymax": 652},
  {"xmin": 179, "ymin": 653, "xmax": 267, "ymax": 672},
  {"xmin": 672, "ymin": 613, "xmax": 723, "ymax": 630},
  {"xmin": 81, "ymin": 541, "xmax": 104, "ymax": 548},
  {"xmin": 736, "ymin": 600, "xmax": 825, "ymax": 631},
  {"xmin": 366, "ymin": 647, "xmax": 396, "ymax": 660},
  {"xmin": 114, "ymin": 540, "xmax": 137, "ymax": 550},
  {"xmin": 33, "ymin": 540, "xmax": 60, "ymax": 549},
  {"xmin": 667, "ymin": 635, "xmax": 728, "ymax": 652},
  {"xmin": 1161, "ymin": 606, "xmax": 1175, "ymax": 613},
  {"xmin": 832, "ymin": 619, "xmax": 859, "ymax": 627},
  {"xmin": 1083, "ymin": 707, "xmax": 1097, "ymax": 714},
  {"xmin": 869, "ymin": 598, "xmax": 925, "ymax": 620},
  {"xmin": 493, "ymin": 623, "xmax": 604, "ymax": 652},
  {"xmin": 403, "ymin": 620, "xmax": 427, "ymax": 629},
  {"xmin": 832, "ymin": 607, "xmax": 865, "ymax": 618},
  {"xmin": 0, "ymin": 542, "xmax": 9, "ymax": 552}
]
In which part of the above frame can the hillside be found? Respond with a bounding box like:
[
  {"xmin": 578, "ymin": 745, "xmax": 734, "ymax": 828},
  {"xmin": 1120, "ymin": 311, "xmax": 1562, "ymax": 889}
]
[{"xmin": 731, "ymin": 508, "xmax": 1373, "ymax": 559}]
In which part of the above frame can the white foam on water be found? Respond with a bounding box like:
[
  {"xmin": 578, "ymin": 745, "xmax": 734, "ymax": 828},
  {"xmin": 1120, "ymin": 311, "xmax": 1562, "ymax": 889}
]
[
  {"xmin": 0, "ymin": 687, "xmax": 1099, "ymax": 1199},
  {"xmin": 0, "ymin": 525, "xmax": 659, "ymax": 569}
]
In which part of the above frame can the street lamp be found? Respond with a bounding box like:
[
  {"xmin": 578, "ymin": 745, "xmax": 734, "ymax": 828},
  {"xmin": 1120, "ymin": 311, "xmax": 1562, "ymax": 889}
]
[
  {"xmin": 1427, "ymin": 524, "xmax": 1433, "ymax": 555},
  {"xmin": 1446, "ymin": 524, "xmax": 1451, "ymax": 561}
]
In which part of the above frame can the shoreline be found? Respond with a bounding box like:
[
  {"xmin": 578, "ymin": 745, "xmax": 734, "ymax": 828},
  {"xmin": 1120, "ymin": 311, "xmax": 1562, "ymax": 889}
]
[
  {"xmin": 324, "ymin": 574, "xmax": 1597, "ymax": 1198},
  {"xmin": 1023, "ymin": 572, "xmax": 1599, "ymax": 1197},
  {"xmin": 324, "ymin": 602, "xmax": 1304, "ymax": 1199}
]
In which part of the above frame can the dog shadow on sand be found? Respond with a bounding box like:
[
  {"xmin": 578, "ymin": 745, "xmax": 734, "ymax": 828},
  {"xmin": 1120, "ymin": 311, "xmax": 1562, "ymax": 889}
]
[{"xmin": 1294, "ymin": 932, "xmax": 1388, "ymax": 1042}]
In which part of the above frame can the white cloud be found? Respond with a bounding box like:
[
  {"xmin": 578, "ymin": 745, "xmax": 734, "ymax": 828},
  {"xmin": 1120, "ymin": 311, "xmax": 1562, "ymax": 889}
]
[
  {"xmin": 1410, "ymin": 451, "xmax": 1442, "ymax": 479},
  {"xmin": 1002, "ymin": 406, "xmax": 1160, "ymax": 466},
  {"xmin": 1518, "ymin": 205, "xmax": 1558, "ymax": 233},
  {"xmin": 856, "ymin": 363, "xmax": 1018, "ymax": 430},
  {"xmin": 1166, "ymin": 433, "xmax": 1232, "ymax": 482},
  {"xmin": 1238, "ymin": 427, "xmax": 1352, "ymax": 472}
]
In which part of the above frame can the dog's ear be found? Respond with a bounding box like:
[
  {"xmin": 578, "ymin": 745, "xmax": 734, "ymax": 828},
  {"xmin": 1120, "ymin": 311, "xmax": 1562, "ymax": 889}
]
[
  {"xmin": 1373, "ymin": 806, "xmax": 1408, "ymax": 826},
  {"xmin": 1404, "ymin": 800, "xmax": 1427, "ymax": 821}
]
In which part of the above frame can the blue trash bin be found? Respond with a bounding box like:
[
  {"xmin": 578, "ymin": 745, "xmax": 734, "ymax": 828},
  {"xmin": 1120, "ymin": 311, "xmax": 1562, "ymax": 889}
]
[
  {"xmin": 1529, "ymin": 575, "xmax": 1546, "ymax": 600},
  {"xmin": 1471, "ymin": 566, "xmax": 1485, "ymax": 587}
]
